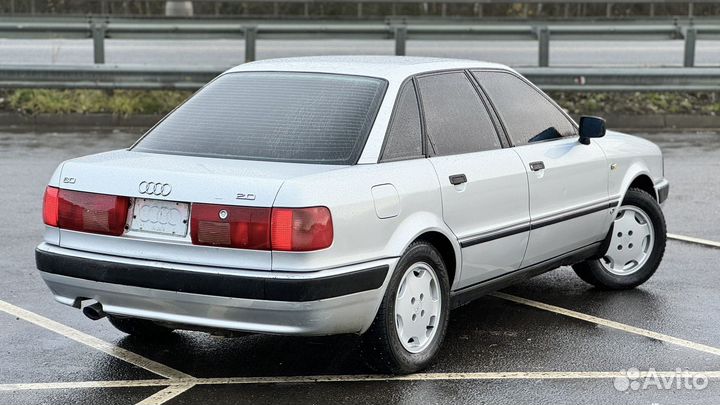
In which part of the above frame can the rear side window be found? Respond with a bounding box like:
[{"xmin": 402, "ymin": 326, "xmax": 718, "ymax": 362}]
[
  {"xmin": 133, "ymin": 72, "xmax": 387, "ymax": 165},
  {"xmin": 473, "ymin": 71, "xmax": 577, "ymax": 146},
  {"xmin": 381, "ymin": 81, "xmax": 423, "ymax": 162},
  {"xmin": 416, "ymin": 72, "xmax": 500, "ymax": 156}
]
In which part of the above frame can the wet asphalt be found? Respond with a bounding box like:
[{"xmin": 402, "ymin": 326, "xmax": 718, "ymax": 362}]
[{"xmin": 0, "ymin": 128, "xmax": 719, "ymax": 404}]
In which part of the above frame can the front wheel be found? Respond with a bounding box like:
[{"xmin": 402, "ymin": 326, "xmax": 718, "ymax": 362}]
[
  {"xmin": 573, "ymin": 188, "xmax": 666, "ymax": 290},
  {"xmin": 360, "ymin": 241, "xmax": 450, "ymax": 374}
]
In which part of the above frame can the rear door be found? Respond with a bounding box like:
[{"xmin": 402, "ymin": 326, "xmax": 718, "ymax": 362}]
[
  {"xmin": 473, "ymin": 70, "xmax": 610, "ymax": 267},
  {"xmin": 415, "ymin": 71, "xmax": 530, "ymax": 289}
]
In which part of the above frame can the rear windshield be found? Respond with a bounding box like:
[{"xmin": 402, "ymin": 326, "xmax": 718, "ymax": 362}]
[{"xmin": 132, "ymin": 72, "xmax": 387, "ymax": 165}]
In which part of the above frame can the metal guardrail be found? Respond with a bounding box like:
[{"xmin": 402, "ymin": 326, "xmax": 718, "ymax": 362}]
[
  {"xmin": 1, "ymin": 18, "xmax": 720, "ymax": 66},
  {"xmin": 4, "ymin": 0, "xmax": 720, "ymax": 19},
  {"xmin": 2, "ymin": 64, "xmax": 719, "ymax": 91}
]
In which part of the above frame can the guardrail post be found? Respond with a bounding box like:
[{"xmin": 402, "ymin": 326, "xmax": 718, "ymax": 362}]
[
  {"xmin": 606, "ymin": 3, "xmax": 613, "ymax": 18},
  {"xmin": 244, "ymin": 26, "xmax": 257, "ymax": 63},
  {"xmin": 684, "ymin": 28, "xmax": 696, "ymax": 67},
  {"xmin": 537, "ymin": 26, "xmax": 550, "ymax": 67},
  {"xmin": 394, "ymin": 26, "xmax": 407, "ymax": 56},
  {"xmin": 91, "ymin": 23, "xmax": 106, "ymax": 64}
]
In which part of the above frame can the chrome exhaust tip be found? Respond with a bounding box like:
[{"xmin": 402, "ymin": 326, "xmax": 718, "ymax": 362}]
[{"xmin": 82, "ymin": 302, "xmax": 106, "ymax": 321}]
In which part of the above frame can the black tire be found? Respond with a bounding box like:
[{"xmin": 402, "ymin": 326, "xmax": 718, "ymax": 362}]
[
  {"xmin": 572, "ymin": 188, "xmax": 666, "ymax": 290},
  {"xmin": 360, "ymin": 241, "xmax": 450, "ymax": 374},
  {"xmin": 107, "ymin": 315, "xmax": 175, "ymax": 339}
]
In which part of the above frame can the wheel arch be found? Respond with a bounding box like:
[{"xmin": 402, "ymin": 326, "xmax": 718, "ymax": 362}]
[
  {"xmin": 412, "ymin": 231, "xmax": 459, "ymax": 290},
  {"xmin": 627, "ymin": 174, "xmax": 657, "ymax": 202},
  {"xmin": 616, "ymin": 162, "xmax": 658, "ymax": 204},
  {"xmin": 382, "ymin": 208, "xmax": 462, "ymax": 290}
]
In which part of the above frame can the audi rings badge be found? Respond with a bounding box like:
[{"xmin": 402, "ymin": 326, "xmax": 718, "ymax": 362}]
[{"xmin": 138, "ymin": 181, "xmax": 172, "ymax": 196}]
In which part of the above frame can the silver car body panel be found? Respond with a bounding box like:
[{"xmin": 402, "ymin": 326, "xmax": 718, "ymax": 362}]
[{"xmin": 37, "ymin": 56, "xmax": 667, "ymax": 336}]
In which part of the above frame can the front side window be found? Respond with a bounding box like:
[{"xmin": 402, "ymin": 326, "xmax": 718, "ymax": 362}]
[
  {"xmin": 133, "ymin": 72, "xmax": 387, "ymax": 165},
  {"xmin": 416, "ymin": 72, "xmax": 501, "ymax": 157},
  {"xmin": 381, "ymin": 81, "xmax": 423, "ymax": 162},
  {"xmin": 473, "ymin": 71, "xmax": 577, "ymax": 146}
]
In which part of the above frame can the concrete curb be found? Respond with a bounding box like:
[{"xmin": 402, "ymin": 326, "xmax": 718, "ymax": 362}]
[{"xmin": 1, "ymin": 112, "xmax": 718, "ymax": 132}]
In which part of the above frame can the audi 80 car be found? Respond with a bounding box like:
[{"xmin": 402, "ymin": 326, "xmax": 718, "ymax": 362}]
[{"xmin": 36, "ymin": 56, "xmax": 669, "ymax": 373}]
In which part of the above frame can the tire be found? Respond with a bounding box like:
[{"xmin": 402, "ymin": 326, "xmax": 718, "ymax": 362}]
[
  {"xmin": 360, "ymin": 241, "xmax": 450, "ymax": 374},
  {"xmin": 107, "ymin": 315, "xmax": 175, "ymax": 339},
  {"xmin": 572, "ymin": 188, "xmax": 666, "ymax": 290}
]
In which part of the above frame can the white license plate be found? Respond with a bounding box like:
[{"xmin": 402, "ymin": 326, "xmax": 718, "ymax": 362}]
[{"xmin": 129, "ymin": 198, "xmax": 190, "ymax": 237}]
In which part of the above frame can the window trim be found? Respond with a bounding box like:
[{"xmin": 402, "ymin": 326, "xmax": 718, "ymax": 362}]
[
  {"xmin": 470, "ymin": 69, "xmax": 579, "ymax": 148},
  {"xmin": 414, "ymin": 69, "xmax": 505, "ymax": 158},
  {"xmin": 462, "ymin": 69, "xmax": 510, "ymax": 149},
  {"xmin": 131, "ymin": 70, "xmax": 389, "ymax": 166},
  {"xmin": 378, "ymin": 78, "xmax": 426, "ymax": 163}
]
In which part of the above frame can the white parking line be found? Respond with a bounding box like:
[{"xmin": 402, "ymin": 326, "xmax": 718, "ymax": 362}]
[
  {"xmin": 493, "ymin": 292, "xmax": 720, "ymax": 357},
  {"xmin": 668, "ymin": 233, "xmax": 720, "ymax": 249},
  {"xmin": 0, "ymin": 379, "xmax": 176, "ymax": 391},
  {"xmin": 0, "ymin": 299, "xmax": 192, "ymax": 380},
  {"xmin": 3, "ymin": 371, "xmax": 720, "ymax": 392},
  {"xmin": 135, "ymin": 384, "xmax": 197, "ymax": 405}
]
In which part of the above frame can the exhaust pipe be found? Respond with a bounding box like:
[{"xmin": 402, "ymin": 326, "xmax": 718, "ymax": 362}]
[{"xmin": 82, "ymin": 302, "xmax": 106, "ymax": 321}]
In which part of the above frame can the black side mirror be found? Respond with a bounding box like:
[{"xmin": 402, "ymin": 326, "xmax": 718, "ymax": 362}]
[{"xmin": 579, "ymin": 116, "xmax": 606, "ymax": 145}]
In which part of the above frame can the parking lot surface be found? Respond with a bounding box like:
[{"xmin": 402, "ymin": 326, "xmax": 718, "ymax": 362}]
[{"xmin": 0, "ymin": 129, "xmax": 718, "ymax": 404}]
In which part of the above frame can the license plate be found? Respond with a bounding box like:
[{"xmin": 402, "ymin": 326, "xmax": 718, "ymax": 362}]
[{"xmin": 129, "ymin": 198, "xmax": 190, "ymax": 237}]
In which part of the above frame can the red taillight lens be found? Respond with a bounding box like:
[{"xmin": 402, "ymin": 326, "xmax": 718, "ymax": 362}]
[
  {"xmin": 190, "ymin": 204, "xmax": 271, "ymax": 250},
  {"xmin": 43, "ymin": 186, "xmax": 59, "ymax": 227},
  {"xmin": 57, "ymin": 190, "xmax": 130, "ymax": 236},
  {"xmin": 271, "ymin": 207, "xmax": 333, "ymax": 251},
  {"xmin": 190, "ymin": 205, "xmax": 333, "ymax": 251}
]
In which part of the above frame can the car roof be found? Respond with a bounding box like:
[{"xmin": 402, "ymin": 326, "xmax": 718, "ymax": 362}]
[{"xmin": 225, "ymin": 55, "xmax": 512, "ymax": 82}]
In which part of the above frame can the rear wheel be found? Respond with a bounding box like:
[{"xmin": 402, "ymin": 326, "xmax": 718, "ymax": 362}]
[
  {"xmin": 107, "ymin": 315, "xmax": 175, "ymax": 339},
  {"xmin": 573, "ymin": 188, "xmax": 666, "ymax": 289},
  {"xmin": 360, "ymin": 241, "xmax": 450, "ymax": 374}
]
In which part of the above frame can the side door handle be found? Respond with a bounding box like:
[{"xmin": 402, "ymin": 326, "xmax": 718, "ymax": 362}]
[
  {"xmin": 529, "ymin": 161, "xmax": 545, "ymax": 171},
  {"xmin": 449, "ymin": 174, "xmax": 467, "ymax": 185}
]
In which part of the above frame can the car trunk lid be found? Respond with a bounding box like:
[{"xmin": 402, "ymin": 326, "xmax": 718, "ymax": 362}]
[{"xmin": 55, "ymin": 149, "xmax": 343, "ymax": 270}]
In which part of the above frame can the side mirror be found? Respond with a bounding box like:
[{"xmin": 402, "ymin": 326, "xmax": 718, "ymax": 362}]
[{"xmin": 579, "ymin": 116, "xmax": 606, "ymax": 145}]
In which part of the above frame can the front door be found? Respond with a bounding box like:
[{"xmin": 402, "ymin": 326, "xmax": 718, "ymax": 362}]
[{"xmin": 473, "ymin": 70, "xmax": 610, "ymax": 267}]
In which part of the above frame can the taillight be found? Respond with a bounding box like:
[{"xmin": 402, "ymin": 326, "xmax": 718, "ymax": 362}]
[
  {"xmin": 191, "ymin": 205, "xmax": 271, "ymax": 250},
  {"xmin": 271, "ymin": 207, "xmax": 333, "ymax": 251},
  {"xmin": 43, "ymin": 186, "xmax": 59, "ymax": 227},
  {"xmin": 190, "ymin": 205, "xmax": 333, "ymax": 251},
  {"xmin": 53, "ymin": 189, "xmax": 130, "ymax": 236}
]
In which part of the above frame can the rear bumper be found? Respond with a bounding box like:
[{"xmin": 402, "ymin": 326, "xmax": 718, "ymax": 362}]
[{"xmin": 36, "ymin": 243, "xmax": 394, "ymax": 335}]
